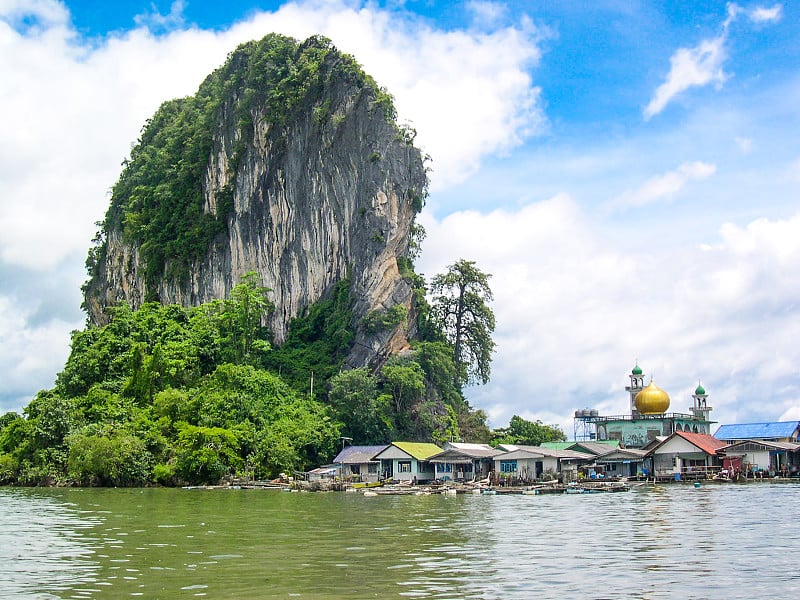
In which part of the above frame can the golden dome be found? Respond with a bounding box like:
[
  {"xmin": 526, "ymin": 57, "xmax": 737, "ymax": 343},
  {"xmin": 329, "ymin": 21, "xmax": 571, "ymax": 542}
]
[{"xmin": 635, "ymin": 380, "xmax": 670, "ymax": 414}]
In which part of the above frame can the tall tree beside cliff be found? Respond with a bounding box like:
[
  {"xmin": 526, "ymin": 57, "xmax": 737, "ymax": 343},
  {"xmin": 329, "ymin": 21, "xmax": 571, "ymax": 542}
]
[{"xmin": 429, "ymin": 259, "xmax": 496, "ymax": 387}]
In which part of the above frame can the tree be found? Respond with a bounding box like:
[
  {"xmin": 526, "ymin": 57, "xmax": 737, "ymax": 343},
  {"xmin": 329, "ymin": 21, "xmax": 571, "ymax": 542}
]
[
  {"xmin": 222, "ymin": 271, "xmax": 274, "ymax": 363},
  {"xmin": 173, "ymin": 424, "xmax": 242, "ymax": 484},
  {"xmin": 491, "ymin": 415, "xmax": 566, "ymax": 447},
  {"xmin": 328, "ymin": 368, "xmax": 393, "ymax": 444},
  {"xmin": 67, "ymin": 428, "xmax": 152, "ymax": 486},
  {"xmin": 381, "ymin": 361, "xmax": 425, "ymax": 415},
  {"xmin": 429, "ymin": 259, "xmax": 496, "ymax": 386}
]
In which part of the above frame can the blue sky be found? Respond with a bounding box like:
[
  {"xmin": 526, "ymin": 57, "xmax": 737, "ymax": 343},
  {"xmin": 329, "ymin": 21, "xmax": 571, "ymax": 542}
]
[{"xmin": 1, "ymin": 0, "xmax": 799, "ymax": 435}]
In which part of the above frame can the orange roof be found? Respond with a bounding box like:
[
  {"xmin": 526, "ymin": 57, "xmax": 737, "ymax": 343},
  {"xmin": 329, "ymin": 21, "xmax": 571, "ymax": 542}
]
[{"xmin": 674, "ymin": 431, "xmax": 727, "ymax": 455}]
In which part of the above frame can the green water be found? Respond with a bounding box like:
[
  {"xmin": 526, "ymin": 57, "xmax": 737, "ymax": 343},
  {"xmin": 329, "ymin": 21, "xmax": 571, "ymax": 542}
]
[{"xmin": 2, "ymin": 484, "xmax": 800, "ymax": 598}]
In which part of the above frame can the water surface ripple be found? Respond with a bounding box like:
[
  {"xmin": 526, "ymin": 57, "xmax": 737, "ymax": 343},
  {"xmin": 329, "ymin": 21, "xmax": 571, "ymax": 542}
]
[{"xmin": 1, "ymin": 483, "xmax": 798, "ymax": 598}]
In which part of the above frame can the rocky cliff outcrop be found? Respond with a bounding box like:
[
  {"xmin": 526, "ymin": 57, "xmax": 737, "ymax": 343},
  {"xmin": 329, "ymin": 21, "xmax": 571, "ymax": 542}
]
[{"xmin": 83, "ymin": 34, "xmax": 427, "ymax": 369}]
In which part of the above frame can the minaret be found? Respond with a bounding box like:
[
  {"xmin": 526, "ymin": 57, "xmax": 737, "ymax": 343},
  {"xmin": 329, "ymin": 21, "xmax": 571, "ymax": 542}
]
[
  {"xmin": 691, "ymin": 382, "xmax": 712, "ymax": 422},
  {"xmin": 625, "ymin": 362, "xmax": 645, "ymax": 417}
]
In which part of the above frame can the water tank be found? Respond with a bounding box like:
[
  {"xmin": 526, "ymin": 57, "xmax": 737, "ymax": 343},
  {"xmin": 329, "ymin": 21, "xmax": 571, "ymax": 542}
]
[
  {"xmin": 589, "ymin": 409, "xmax": 599, "ymax": 417},
  {"xmin": 574, "ymin": 410, "xmax": 583, "ymax": 418}
]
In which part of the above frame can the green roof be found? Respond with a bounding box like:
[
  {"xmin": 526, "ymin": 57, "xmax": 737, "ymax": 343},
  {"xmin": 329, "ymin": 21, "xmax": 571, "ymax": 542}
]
[
  {"xmin": 632, "ymin": 363, "xmax": 643, "ymax": 375},
  {"xmin": 695, "ymin": 384, "xmax": 706, "ymax": 395},
  {"xmin": 392, "ymin": 442, "xmax": 442, "ymax": 460},
  {"xmin": 540, "ymin": 442, "xmax": 573, "ymax": 450}
]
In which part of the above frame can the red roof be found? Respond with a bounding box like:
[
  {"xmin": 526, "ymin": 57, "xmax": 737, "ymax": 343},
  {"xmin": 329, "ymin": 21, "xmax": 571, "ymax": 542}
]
[{"xmin": 674, "ymin": 430, "xmax": 727, "ymax": 455}]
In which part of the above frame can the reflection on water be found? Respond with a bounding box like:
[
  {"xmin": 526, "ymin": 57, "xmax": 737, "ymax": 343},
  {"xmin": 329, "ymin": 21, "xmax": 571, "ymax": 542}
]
[
  {"xmin": 0, "ymin": 489, "xmax": 101, "ymax": 597},
  {"xmin": 1, "ymin": 484, "xmax": 800, "ymax": 598}
]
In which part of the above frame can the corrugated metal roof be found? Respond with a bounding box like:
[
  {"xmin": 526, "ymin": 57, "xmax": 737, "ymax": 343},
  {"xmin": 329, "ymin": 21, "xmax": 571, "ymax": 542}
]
[
  {"xmin": 673, "ymin": 431, "xmax": 727, "ymax": 455},
  {"xmin": 332, "ymin": 445, "xmax": 388, "ymax": 464},
  {"xmin": 540, "ymin": 442, "xmax": 573, "ymax": 450},
  {"xmin": 722, "ymin": 439, "xmax": 800, "ymax": 452},
  {"xmin": 498, "ymin": 448, "xmax": 546, "ymax": 460},
  {"xmin": 597, "ymin": 448, "xmax": 648, "ymax": 460},
  {"xmin": 430, "ymin": 446, "xmax": 503, "ymax": 462},
  {"xmin": 391, "ymin": 442, "xmax": 443, "ymax": 460},
  {"xmin": 569, "ymin": 441, "xmax": 620, "ymax": 455},
  {"xmin": 446, "ymin": 442, "xmax": 498, "ymax": 454},
  {"xmin": 714, "ymin": 421, "xmax": 800, "ymax": 441},
  {"xmin": 515, "ymin": 445, "xmax": 594, "ymax": 460}
]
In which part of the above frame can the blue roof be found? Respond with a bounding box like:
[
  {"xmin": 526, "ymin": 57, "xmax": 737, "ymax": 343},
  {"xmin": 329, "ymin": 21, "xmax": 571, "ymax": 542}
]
[{"xmin": 714, "ymin": 421, "xmax": 800, "ymax": 441}]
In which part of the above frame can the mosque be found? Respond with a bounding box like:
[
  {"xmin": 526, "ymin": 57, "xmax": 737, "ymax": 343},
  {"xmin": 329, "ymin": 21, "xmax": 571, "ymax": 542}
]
[{"xmin": 574, "ymin": 363, "xmax": 715, "ymax": 448}]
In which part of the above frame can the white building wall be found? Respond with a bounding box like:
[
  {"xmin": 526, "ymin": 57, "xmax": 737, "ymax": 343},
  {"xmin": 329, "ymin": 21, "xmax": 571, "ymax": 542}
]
[{"xmin": 742, "ymin": 450, "xmax": 770, "ymax": 471}]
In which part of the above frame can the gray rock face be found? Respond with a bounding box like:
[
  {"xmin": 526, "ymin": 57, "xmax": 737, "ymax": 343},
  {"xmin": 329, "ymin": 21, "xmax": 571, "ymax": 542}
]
[{"xmin": 84, "ymin": 36, "xmax": 427, "ymax": 369}]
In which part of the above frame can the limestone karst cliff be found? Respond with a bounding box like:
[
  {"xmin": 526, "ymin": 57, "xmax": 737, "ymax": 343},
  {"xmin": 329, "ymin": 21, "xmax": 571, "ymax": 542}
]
[{"xmin": 83, "ymin": 34, "xmax": 428, "ymax": 369}]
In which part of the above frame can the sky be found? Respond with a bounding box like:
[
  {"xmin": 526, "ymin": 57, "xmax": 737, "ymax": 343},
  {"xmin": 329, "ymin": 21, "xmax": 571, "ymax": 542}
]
[{"xmin": 1, "ymin": 0, "xmax": 799, "ymax": 437}]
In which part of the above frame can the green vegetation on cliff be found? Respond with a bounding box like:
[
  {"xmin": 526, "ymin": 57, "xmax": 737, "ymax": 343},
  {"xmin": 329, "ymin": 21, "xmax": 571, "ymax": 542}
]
[
  {"xmin": 0, "ymin": 33, "xmax": 500, "ymax": 488},
  {"xmin": 0, "ymin": 272, "xmax": 492, "ymax": 487},
  {"xmin": 89, "ymin": 34, "xmax": 403, "ymax": 298}
]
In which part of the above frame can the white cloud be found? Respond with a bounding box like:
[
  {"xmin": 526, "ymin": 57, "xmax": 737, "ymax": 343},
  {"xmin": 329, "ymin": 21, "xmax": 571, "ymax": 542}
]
[
  {"xmin": 610, "ymin": 161, "xmax": 716, "ymax": 210},
  {"xmin": 644, "ymin": 36, "xmax": 728, "ymax": 120},
  {"xmin": 0, "ymin": 0, "xmax": 70, "ymax": 29},
  {"xmin": 749, "ymin": 4, "xmax": 782, "ymax": 23},
  {"xmin": 133, "ymin": 0, "xmax": 187, "ymax": 32},
  {"xmin": 418, "ymin": 202, "xmax": 800, "ymax": 429},
  {"xmin": 0, "ymin": 0, "xmax": 544, "ymax": 413},
  {"xmin": 780, "ymin": 406, "xmax": 800, "ymax": 421},
  {"xmin": 466, "ymin": 1, "xmax": 508, "ymax": 29},
  {"xmin": 0, "ymin": 295, "xmax": 78, "ymax": 410},
  {"xmin": 644, "ymin": 3, "xmax": 782, "ymax": 120},
  {"xmin": 0, "ymin": 0, "xmax": 543, "ymax": 273}
]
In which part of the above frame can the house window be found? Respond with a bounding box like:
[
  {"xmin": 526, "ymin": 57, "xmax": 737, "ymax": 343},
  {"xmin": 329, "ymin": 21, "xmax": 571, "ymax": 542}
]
[
  {"xmin": 418, "ymin": 461, "xmax": 431, "ymax": 472},
  {"xmin": 367, "ymin": 463, "xmax": 378, "ymax": 474},
  {"xmin": 398, "ymin": 461, "xmax": 412, "ymax": 473},
  {"xmin": 350, "ymin": 465, "xmax": 361, "ymax": 475},
  {"xmin": 441, "ymin": 463, "xmax": 453, "ymax": 473},
  {"xmin": 500, "ymin": 460, "xmax": 517, "ymax": 473}
]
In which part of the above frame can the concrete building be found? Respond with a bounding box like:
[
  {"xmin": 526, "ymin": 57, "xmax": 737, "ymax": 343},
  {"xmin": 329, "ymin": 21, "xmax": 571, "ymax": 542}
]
[
  {"xmin": 493, "ymin": 445, "xmax": 593, "ymax": 482},
  {"xmin": 650, "ymin": 430, "xmax": 727, "ymax": 480},
  {"xmin": 575, "ymin": 363, "xmax": 716, "ymax": 448},
  {"xmin": 373, "ymin": 442, "xmax": 441, "ymax": 483},
  {"xmin": 714, "ymin": 421, "xmax": 800, "ymax": 443},
  {"xmin": 428, "ymin": 442, "xmax": 501, "ymax": 482},
  {"xmin": 332, "ymin": 445, "xmax": 387, "ymax": 483}
]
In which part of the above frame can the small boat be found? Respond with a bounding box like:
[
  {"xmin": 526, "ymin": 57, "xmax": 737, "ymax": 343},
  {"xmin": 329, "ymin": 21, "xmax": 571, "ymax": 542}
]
[{"xmin": 351, "ymin": 481, "xmax": 384, "ymax": 489}]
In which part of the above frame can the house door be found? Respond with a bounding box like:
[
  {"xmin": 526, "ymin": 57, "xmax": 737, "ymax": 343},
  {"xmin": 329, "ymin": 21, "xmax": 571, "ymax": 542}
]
[{"xmin": 535, "ymin": 461, "xmax": 543, "ymax": 478}]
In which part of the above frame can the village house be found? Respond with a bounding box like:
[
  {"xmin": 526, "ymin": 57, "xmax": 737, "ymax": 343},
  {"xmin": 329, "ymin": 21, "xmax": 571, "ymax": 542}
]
[
  {"xmin": 717, "ymin": 439, "xmax": 800, "ymax": 476},
  {"xmin": 566, "ymin": 440, "xmax": 621, "ymax": 454},
  {"xmin": 593, "ymin": 447, "xmax": 649, "ymax": 478},
  {"xmin": 373, "ymin": 442, "xmax": 442, "ymax": 483},
  {"xmin": 714, "ymin": 421, "xmax": 800, "ymax": 444},
  {"xmin": 332, "ymin": 444, "xmax": 387, "ymax": 483},
  {"xmin": 494, "ymin": 445, "xmax": 594, "ymax": 483},
  {"xmin": 428, "ymin": 442, "xmax": 502, "ymax": 482},
  {"xmin": 650, "ymin": 430, "xmax": 727, "ymax": 480}
]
